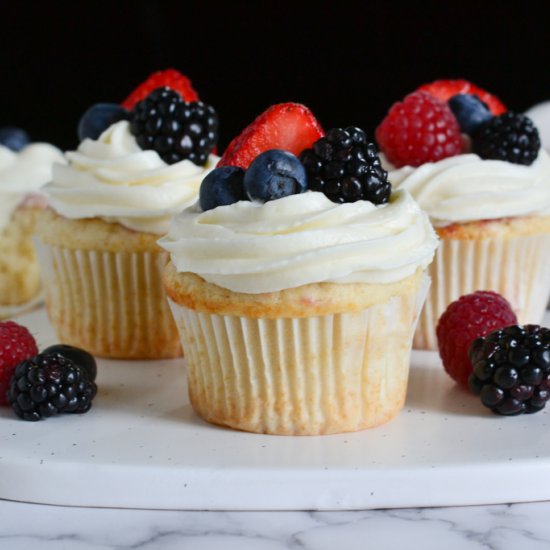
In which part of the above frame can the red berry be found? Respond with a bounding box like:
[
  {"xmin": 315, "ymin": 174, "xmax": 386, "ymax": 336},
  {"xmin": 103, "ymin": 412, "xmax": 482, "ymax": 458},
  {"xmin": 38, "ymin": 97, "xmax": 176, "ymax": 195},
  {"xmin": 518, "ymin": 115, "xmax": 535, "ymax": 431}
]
[
  {"xmin": 218, "ymin": 103, "xmax": 324, "ymax": 169},
  {"xmin": 376, "ymin": 91, "xmax": 463, "ymax": 168},
  {"xmin": 0, "ymin": 321, "xmax": 38, "ymax": 406},
  {"xmin": 417, "ymin": 79, "xmax": 507, "ymax": 116},
  {"xmin": 121, "ymin": 69, "xmax": 199, "ymax": 110},
  {"xmin": 436, "ymin": 291, "xmax": 517, "ymax": 387}
]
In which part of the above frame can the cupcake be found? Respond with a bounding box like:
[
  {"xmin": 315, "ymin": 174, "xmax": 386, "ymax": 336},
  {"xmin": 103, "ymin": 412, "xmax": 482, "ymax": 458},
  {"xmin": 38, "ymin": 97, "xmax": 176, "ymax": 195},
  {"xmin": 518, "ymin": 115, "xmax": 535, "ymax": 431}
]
[
  {"xmin": 160, "ymin": 104, "xmax": 438, "ymax": 435},
  {"xmin": 376, "ymin": 79, "xmax": 550, "ymax": 350},
  {"xmin": 0, "ymin": 128, "xmax": 65, "ymax": 319},
  {"xmin": 35, "ymin": 70, "xmax": 219, "ymax": 359}
]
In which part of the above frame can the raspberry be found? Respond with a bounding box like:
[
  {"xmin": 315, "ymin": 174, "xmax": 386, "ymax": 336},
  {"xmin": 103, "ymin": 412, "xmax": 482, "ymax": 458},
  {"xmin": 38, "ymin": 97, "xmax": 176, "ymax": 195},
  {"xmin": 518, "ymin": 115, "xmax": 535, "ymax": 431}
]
[
  {"xmin": 122, "ymin": 69, "xmax": 199, "ymax": 110},
  {"xmin": 436, "ymin": 291, "xmax": 517, "ymax": 387},
  {"xmin": 0, "ymin": 321, "xmax": 38, "ymax": 406},
  {"xmin": 468, "ymin": 325, "xmax": 550, "ymax": 415},
  {"xmin": 375, "ymin": 91, "xmax": 463, "ymax": 168}
]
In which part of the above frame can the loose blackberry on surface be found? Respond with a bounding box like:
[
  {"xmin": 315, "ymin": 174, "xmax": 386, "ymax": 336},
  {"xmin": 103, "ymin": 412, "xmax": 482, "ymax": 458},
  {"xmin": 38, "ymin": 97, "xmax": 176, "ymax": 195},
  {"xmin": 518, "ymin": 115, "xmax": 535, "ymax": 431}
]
[
  {"xmin": 436, "ymin": 292, "xmax": 518, "ymax": 387},
  {"xmin": 130, "ymin": 87, "xmax": 218, "ymax": 166},
  {"xmin": 472, "ymin": 112, "xmax": 540, "ymax": 165},
  {"xmin": 7, "ymin": 352, "xmax": 98, "ymax": 421},
  {"xmin": 42, "ymin": 344, "xmax": 98, "ymax": 382},
  {"xmin": 300, "ymin": 126, "xmax": 391, "ymax": 204},
  {"xmin": 468, "ymin": 325, "xmax": 550, "ymax": 415}
]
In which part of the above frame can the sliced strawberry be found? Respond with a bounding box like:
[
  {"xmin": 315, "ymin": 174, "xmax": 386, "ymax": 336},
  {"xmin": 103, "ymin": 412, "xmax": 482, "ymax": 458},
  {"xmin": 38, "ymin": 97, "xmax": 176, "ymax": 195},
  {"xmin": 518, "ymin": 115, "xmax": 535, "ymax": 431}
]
[
  {"xmin": 122, "ymin": 69, "xmax": 199, "ymax": 110},
  {"xmin": 417, "ymin": 79, "xmax": 506, "ymax": 115},
  {"xmin": 218, "ymin": 103, "xmax": 324, "ymax": 169}
]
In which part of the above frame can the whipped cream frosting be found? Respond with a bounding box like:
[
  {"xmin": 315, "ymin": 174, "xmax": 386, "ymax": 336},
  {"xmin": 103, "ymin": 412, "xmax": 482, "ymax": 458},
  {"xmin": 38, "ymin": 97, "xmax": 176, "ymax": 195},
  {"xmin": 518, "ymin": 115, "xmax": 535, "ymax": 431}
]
[
  {"xmin": 385, "ymin": 150, "xmax": 550, "ymax": 225},
  {"xmin": 46, "ymin": 121, "xmax": 218, "ymax": 235},
  {"xmin": 0, "ymin": 143, "xmax": 65, "ymax": 231},
  {"xmin": 159, "ymin": 190, "xmax": 438, "ymax": 294}
]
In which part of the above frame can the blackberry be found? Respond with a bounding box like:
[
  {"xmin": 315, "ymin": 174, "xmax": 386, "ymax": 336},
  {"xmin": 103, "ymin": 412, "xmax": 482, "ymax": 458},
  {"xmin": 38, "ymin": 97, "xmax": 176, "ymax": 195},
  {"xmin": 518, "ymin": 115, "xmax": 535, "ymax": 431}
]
[
  {"xmin": 468, "ymin": 325, "xmax": 550, "ymax": 415},
  {"xmin": 300, "ymin": 127, "xmax": 391, "ymax": 205},
  {"xmin": 7, "ymin": 352, "xmax": 98, "ymax": 421},
  {"xmin": 472, "ymin": 112, "xmax": 540, "ymax": 165},
  {"xmin": 130, "ymin": 87, "xmax": 218, "ymax": 166}
]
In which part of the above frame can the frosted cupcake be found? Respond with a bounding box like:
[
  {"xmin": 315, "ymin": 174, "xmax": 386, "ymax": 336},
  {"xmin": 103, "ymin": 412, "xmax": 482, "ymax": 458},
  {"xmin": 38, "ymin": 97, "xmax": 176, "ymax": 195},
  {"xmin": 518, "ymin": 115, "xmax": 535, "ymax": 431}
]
[
  {"xmin": 0, "ymin": 130, "xmax": 65, "ymax": 318},
  {"xmin": 160, "ymin": 104, "xmax": 438, "ymax": 435},
  {"xmin": 35, "ymin": 71, "xmax": 219, "ymax": 359},
  {"xmin": 376, "ymin": 79, "xmax": 550, "ymax": 349}
]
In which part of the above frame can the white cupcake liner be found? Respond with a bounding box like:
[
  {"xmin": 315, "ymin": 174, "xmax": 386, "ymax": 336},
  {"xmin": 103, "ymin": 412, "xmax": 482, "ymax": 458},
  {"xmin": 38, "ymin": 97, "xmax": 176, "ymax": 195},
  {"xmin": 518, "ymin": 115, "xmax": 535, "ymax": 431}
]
[
  {"xmin": 169, "ymin": 277, "xmax": 428, "ymax": 435},
  {"xmin": 415, "ymin": 233, "xmax": 550, "ymax": 350},
  {"xmin": 35, "ymin": 239, "xmax": 181, "ymax": 359}
]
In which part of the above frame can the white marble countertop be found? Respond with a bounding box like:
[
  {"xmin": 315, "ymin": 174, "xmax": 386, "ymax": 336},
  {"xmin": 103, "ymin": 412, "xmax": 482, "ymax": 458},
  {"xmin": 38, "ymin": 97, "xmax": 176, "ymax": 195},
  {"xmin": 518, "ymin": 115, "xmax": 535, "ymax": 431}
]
[{"xmin": 2, "ymin": 499, "xmax": 550, "ymax": 549}]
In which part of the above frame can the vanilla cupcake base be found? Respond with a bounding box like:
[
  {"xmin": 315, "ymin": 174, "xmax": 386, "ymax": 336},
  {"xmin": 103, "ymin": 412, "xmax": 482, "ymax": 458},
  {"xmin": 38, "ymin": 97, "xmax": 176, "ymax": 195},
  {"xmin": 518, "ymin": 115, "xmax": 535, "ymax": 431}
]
[
  {"xmin": 414, "ymin": 215, "xmax": 550, "ymax": 350},
  {"xmin": 35, "ymin": 209, "xmax": 182, "ymax": 359},
  {"xmin": 165, "ymin": 265, "xmax": 427, "ymax": 435},
  {"xmin": 0, "ymin": 206, "xmax": 44, "ymax": 316}
]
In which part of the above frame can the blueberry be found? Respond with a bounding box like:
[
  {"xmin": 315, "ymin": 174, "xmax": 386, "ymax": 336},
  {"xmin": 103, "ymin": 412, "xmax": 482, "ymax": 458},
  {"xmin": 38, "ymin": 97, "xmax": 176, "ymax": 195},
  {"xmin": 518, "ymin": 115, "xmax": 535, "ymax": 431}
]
[
  {"xmin": 42, "ymin": 344, "xmax": 97, "ymax": 382},
  {"xmin": 244, "ymin": 149, "xmax": 308, "ymax": 203},
  {"xmin": 0, "ymin": 127, "xmax": 30, "ymax": 151},
  {"xmin": 78, "ymin": 103, "xmax": 130, "ymax": 141},
  {"xmin": 199, "ymin": 166, "xmax": 247, "ymax": 211},
  {"xmin": 448, "ymin": 94, "xmax": 493, "ymax": 135}
]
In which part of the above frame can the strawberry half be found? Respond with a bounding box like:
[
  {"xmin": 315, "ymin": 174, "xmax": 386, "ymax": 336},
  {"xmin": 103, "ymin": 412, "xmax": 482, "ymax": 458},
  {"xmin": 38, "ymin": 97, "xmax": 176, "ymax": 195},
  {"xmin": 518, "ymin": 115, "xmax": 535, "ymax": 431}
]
[
  {"xmin": 218, "ymin": 103, "xmax": 324, "ymax": 169},
  {"xmin": 417, "ymin": 79, "xmax": 506, "ymax": 115},
  {"xmin": 122, "ymin": 69, "xmax": 199, "ymax": 110}
]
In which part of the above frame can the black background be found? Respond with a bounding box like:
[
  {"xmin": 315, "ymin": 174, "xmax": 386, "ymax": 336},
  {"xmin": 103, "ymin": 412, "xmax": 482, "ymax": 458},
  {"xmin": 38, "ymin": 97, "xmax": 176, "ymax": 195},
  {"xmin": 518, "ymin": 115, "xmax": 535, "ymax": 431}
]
[{"xmin": 3, "ymin": 1, "xmax": 550, "ymax": 151}]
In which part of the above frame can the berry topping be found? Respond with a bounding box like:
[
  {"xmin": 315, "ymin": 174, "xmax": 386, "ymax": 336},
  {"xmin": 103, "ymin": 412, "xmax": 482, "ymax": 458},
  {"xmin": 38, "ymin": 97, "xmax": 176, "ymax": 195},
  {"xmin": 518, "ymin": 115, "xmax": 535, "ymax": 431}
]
[
  {"xmin": 243, "ymin": 149, "xmax": 307, "ymax": 203},
  {"xmin": 199, "ymin": 166, "xmax": 246, "ymax": 211},
  {"xmin": 0, "ymin": 321, "xmax": 38, "ymax": 406},
  {"xmin": 218, "ymin": 103, "xmax": 324, "ymax": 169},
  {"xmin": 300, "ymin": 127, "xmax": 391, "ymax": 205},
  {"xmin": 472, "ymin": 112, "xmax": 540, "ymax": 166},
  {"xmin": 42, "ymin": 344, "xmax": 97, "ymax": 382},
  {"xmin": 7, "ymin": 352, "xmax": 98, "ymax": 421},
  {"xmin": 448, "ymin": 94, "xmax": 493, "ymax": 135},
  {"xmin": 468, "ymin": 325, "xmax": 550, "ymax": 415},
  {"xmin": 122, "ymin": 68, "xmax": 199, "ymax": 110},
  {"xmin": 417, "ymin": 79, "xmax": 506, "ymax": 115},
  {"xmin": 436, "ymin": 291, "xmax": 517, "ymax": 387},
  {"xmin": 78, "ymin": 103, "xmax": 130, "ymax": 142},
  {"xmin": 130, "ymin": 87, "xmax": 218, "ymax": 166},
  {"xmin": 376, "ymin": 91, "xmax": 463, "ymax": 168},
  {"xmin": 0, "ymin": 127, "xmax": 30, "ymax": 152}
]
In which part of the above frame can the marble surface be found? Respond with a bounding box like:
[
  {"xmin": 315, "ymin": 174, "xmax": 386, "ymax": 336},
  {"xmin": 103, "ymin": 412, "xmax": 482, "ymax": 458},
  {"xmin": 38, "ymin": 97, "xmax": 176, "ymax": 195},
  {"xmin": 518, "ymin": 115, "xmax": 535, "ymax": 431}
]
[{"xmin": 2, "ymin": 499, "xmax": 550, "ymax": 549}]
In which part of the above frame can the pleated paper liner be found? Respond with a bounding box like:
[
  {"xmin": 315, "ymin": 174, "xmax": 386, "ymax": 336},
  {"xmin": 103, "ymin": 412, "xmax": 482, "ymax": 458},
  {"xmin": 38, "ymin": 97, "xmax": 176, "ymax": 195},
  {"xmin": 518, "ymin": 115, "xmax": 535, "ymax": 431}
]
[
  {"xmin": 35, "ymin": 240, "xmax": 182, "ymax": 359},
  {"xmin": 415, "ymin": 232, "xmax": 550, "ymax": 350},
  {"xmin": 168, "ymin": 274, "xmax": 429, "ymax": 436}
]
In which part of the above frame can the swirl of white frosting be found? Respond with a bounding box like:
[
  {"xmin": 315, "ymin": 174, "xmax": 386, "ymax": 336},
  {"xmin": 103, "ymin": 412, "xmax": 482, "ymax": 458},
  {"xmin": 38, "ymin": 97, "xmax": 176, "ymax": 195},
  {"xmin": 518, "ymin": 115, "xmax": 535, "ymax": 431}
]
[
  {"xmin": 385, "ymin": 150, "xmax": 550, "ymax": 225},
  {"xmin": 159, "ymin": 190, "xmax": 438, "ymax": 294},
  {"xmin": 0, "ymin": 143, "xmax": 65, "ymax": 231},
  {"xmin": 46, "ymin": 121, "xmax": 218, "ymax": 235}
]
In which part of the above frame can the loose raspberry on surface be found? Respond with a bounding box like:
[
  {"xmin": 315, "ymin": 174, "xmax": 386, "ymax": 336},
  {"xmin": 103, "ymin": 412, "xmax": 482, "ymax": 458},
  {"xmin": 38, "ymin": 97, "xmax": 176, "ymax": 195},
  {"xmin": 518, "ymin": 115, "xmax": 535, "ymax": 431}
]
[
  {"xmin": 375, "ymin": 91, "xmax": 463, "ymax": 168},
  {"xmin": 417, "ymin": 79, "xmax": 506, "ymax": 115},
  {"xmin": 218, "ymin": 103, "xmax": 324, "ymax": 169},
  {"xmin": 0, "ymin": 321, "xmax": 38, "ymax": 406},
  {"xmin": 121, "ymin": 69, "xmax": 199, "ymax": 110},
  {"xmin": 468, "ymin": 325, "xmax": 550, "ymax": 415},
  {"xmin": 436, "ymin": 291, "xmax": 517, "ymax": 387}
]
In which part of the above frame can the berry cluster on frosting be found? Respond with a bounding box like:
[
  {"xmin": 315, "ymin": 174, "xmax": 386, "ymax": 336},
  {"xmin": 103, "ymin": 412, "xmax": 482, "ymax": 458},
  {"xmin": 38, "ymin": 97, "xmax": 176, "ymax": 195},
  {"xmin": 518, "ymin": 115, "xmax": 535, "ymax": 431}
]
[
  {"xmin": 77, "ymin": 69, "xmax": 218, "ymax": 167},
  {"xmin": 200, "ymin": 102, "xmax": 391, "ymax": 211},
  {"xmin": 376, "ymin": 79, "xmax": 541, "ymax": 168}
]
